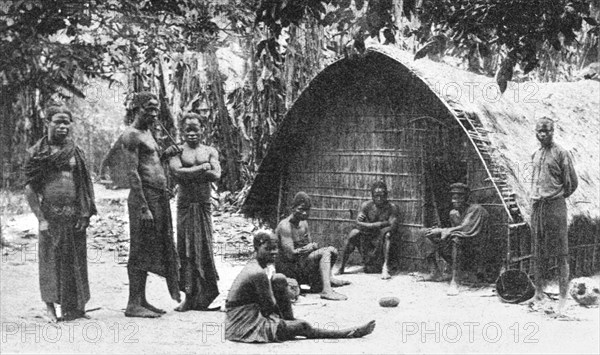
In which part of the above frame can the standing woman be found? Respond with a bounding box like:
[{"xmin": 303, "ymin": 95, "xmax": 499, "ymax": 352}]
[
  {"xmin": 168, "ymin": 113, "xmax": 221, "ymax": 312},
  {"xmin": 24, "ymin": 105, "xmax": 96, "ymax": 322}
]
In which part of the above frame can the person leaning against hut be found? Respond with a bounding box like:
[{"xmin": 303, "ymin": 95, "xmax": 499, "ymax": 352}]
[
  {"xmin": 337, "ymin": 181, "xmax": 401, "ymax": 280},
  {"xmin": 164, "ymin": 113, "xmax": 221, "ymax": 312},
  {"xmin": 275, "ymin": 192, "xmax": 351, "ymax": 301},
  {"xmin": 24, "ymin": 105, "xmax": 97, "ymax": 322},
  {"xmin": 118, "ymin": 92, "xmax": 180, "ymax": 318},
  {"xmin": 421, "ymin": 183, "xmax": 489, "ymax": 294},
  {"xmin": 224, "ymin": 229, "xmax": 376, "ymax": 343},
  {"xmin": 530, "ymin": 117, "xmax": 578, "ymax": 316}
]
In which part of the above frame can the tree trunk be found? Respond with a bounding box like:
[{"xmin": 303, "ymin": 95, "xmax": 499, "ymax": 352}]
[{"xmin": 205, "ymin": 47, "xmax": 242, "ymax": 191}]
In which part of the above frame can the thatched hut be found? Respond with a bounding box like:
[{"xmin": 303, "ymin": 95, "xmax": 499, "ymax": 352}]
[{"xmin": 242, "ymin": 45, "xmax": 600, "ymax": 277}]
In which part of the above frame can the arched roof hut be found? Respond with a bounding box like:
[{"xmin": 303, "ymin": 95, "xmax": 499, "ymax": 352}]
[{"xmin": 243, "ymin": 45, "xmax": 600, "ymax": 276}]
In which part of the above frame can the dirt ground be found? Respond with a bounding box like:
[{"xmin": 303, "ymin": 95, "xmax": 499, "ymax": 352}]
[{"xmin": 1, "ymin": 185, "xmax": 599, "ymax": 354}]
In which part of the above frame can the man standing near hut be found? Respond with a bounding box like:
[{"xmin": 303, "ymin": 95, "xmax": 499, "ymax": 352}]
[
  {"xmin": 530, "ymin": 117, "xmax": 578, "ymax": 316},
  {"xmin": 338, "ymin": 181, "xmax": 400, "ymax": 280},
  {"xmin": 119, "ymin": 92, "xmax": 180, "ymax": 318},
  {"xmin": 276, "ymin": 192, "xmax": 350, "ymax": 300},
  {"xmin": 421, "ymin": 183, "xmax": 489, "ymax": 294}
]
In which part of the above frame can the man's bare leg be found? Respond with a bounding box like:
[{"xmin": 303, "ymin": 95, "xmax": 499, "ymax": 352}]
[
  {"xmin": 285, "ymin": 319, "xmax": 376, "ymax": 339},
  {"xmin": 175, "ymin": 267, "xmax": 194, "ymax": 312},
  {"xmin": 381, "ymin": 233, "xmax": 392, "ymax": 279},
  {"xmin": 45, "ymin": 303, "xmax": 58, "ymax": 323},
  {"xmin": 272, "ymin": 274, "xmax": 295, "ymax": 320},
  {"xmin": 125, "ymin": 269, "xmax": 161, "ymax": 318},
  {"xmin": 140, "ymin": 272, "xmax": 166, "ymax": 314},
  {"xmin": 337, "ymin": 230, "xmax": 359, "ymax": 275},
  {"xmin": 318, "ymin": 249, "xmax": 347, "ymax": 300}
]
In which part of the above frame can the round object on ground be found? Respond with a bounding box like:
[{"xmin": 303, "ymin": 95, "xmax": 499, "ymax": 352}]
[
  {"xmin": 379, "ymin": 296, "xmax": 400, "ymax": 307},
  {"xmin": 496, "ymin": 269, "xmax": 535, "ymax": 304},
  {"xmin": 286, "ymin": 277, "xmax": 300, "ymax": 303},
  {"xmin": 569, "ymin": 277, "xmax": 600, "ymax": 306}
]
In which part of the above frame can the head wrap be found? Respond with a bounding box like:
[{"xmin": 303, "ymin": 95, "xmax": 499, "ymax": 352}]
[{"xmin": 291, "ymin": 191, "xmax": 311, "ymax": 208}]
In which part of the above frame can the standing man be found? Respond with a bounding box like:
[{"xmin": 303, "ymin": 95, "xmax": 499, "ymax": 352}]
[
  {"xmin": 421, "ymin": 183, "xmax": 489, "ymax": 295},
  {"xmin": 24, "ymin": 105, "xmax": 96, "ymax": 322},
  {"xmin": 530, "ymin": 117, "xmax": 578, "ymax": 315},
  {"xmin": 275, "ymin": 192, "xmax": 350, "ymax": 301},
  {"xmin": 168, "ymin": 113, "xmax": 221, "ymax": 312},
  {"xmin": 119, "ymin": 92, "xmax": 180, "ymax": 318},
  {"xmin": 338, "ymin": 181, "xmax": 400, "ymax": 279}
]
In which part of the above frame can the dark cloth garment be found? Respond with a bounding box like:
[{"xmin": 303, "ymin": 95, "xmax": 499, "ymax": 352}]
[
  {"xmin": 177, "ymin": 201, "xmax": 219, "ymax": 309},
  {"xmin": 24, "ymin": 137, "xmax": 95, "ymax": 311},
  {"xmin": 419, "ymin": 203, "xmax": 489, "ymax": 272},
  {"xmin": 38, "ymin": 207, "xmax": 90, "ymax": 311},
  {"xmin": 24, "ymin": 137, "xmax": 97, "ymax": 217},
  {"xmin": 225, "ymin": 303, "xmax": 288, "ymax": 343},
  {"xmin": 128, "ymin": 185, "xmax": 180, "ymax": 300},
  {"xmin": 531, "ymin": 197, "xmax": 568, "ymax": 281},
  {"xmin": 531, "ymin": 142, "xmax": 578, "ymax": 200},
  {"xmin": 275, "ymin": 251, "xmax": 323, "ymax": 291}
]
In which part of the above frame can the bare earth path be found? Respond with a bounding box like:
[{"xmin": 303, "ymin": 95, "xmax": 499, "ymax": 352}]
[{"xmin": 1, "ymin": 185, "xmax": 598, "ymax": 354}]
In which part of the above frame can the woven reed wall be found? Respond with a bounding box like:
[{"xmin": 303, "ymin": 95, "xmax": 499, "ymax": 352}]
[{"xmin": 277, "ymin": 68, "xmax": 500, "ymax": 271}]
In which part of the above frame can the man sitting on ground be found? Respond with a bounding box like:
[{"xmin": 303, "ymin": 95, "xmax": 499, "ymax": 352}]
[
  {"xmin": 338, "ymin": 181, "xmax": 401, "ymax": 279},
  {"xmin": 421, "ymin": 183, "xmax": 489, "ymax": 285},
  {"xmin": 275, "ymin": 192, "xmax": 350, "ymax": 301},
  {"xmin": 224, "ymin": 230, "xmax": 376, "ymax": 343}
]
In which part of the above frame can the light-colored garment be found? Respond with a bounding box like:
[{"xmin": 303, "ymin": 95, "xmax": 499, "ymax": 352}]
[{"xmin": 531, "ymin": 143, "xmax": 578, "ymax": 200}]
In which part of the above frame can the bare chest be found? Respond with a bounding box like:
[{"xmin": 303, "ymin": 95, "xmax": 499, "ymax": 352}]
[
  {"xmin": 365, "ymin": 204, "xmax": 392, "ymax": 222},
  {"xmin": 180, "ymin": 146, "xmax": 210, "ymax": 167}
]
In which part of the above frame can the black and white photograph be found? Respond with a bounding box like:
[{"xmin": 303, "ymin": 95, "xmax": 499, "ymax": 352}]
[{"xmin": 1, "ymin": 1, "xmax": 599, "ymax": 354}]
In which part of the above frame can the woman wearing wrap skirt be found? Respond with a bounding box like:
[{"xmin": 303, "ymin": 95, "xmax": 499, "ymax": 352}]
[{"xmin": 24, "ymin": 105, "xmax": 96, "ymax": 322}]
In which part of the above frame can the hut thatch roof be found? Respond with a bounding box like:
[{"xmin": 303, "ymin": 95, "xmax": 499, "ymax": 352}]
[{"xmin": 243, "ymin": 44, "xmax": 600, "ymax": 224}]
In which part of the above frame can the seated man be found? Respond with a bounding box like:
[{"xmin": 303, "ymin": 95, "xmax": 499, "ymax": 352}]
[
  {"xmin": 275, "ymin": 192, "xmax": 350, "ymax": 301},
  {"xmin": 421, "ymin": 183, "xmax": 490, "ymax": 292},
  {"xmin": 225, "ymin": 230, "xmax": 376, "ymax": 343},
  {"xmin": 338, "ymin": 181, "xmax": 400, "ymax": 279}
]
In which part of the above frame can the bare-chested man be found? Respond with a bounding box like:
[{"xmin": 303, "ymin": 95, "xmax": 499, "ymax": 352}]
[
  {"xmin": 225, "ymin": 230, "xmax": 375, "ymax": 343},
  {"xmin": 275, "ymin": 192, "xmax": 350, "ymax": 301},
  {"xmin": 118, "ymin": 92, "xmax": 180, "ymax": 318},
  {"xmin": 167, "ymin": 113, "xmax": 221, "ymax": 312},
  {"xmin": 338, "ymin": 181, "xmax": 400, "ymax": 279}
]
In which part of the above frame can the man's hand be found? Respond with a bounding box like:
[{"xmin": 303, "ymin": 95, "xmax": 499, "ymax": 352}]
[
  {"xmin": 199, "ymin": 162, "xmax": 212, "ymax": 171},
  {"xmin": 39, "ymin": 219, "xmax": 49, "ymax": 233},
  {"xmin": 425, "ymin": 227, "xmax": 442, "ymax": 237},
  {"xmin": 162, "ymin": 145, "xmax": 182, "ymax": 159},
  {"xmin": 75, "ymin": 217, "xmax": 90, "ymax": 233},
  {"xmin": 141, "ymin": 209, "xmax": 154, "ymax": 229}
]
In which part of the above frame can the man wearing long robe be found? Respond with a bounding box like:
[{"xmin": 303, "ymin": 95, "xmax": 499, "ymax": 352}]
[
  {"xmin": 24, "ymin": 105, "xmax": 96, "ymax": 322},
  {"xmin": 530, "ymin": 117, "xmax": 578, "ymax": 315}
]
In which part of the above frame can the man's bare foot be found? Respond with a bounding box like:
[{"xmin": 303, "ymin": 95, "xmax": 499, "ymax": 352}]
[
  {"xmin": 320, "ymin": 290, "xmax": 348, "ymax": 301},
  {"xmin": 330, "ymin": 278, "xmax": 351, "ymax": 287},
  {"xmin": 45, "ymin": 305, "xmax": 58, "ymax": 323},
  {"xmin": 62, "ymin": 310, "xmax": 90, "ymax": 321},
  {"xmin": 334, "ymin": 269, "xmax": 345, "ymax": 276},
  {"xmin": 347, "ymin": 320, "xmax": 376, "ymax": 338},
  {"xmin": 142, "ymin": 301, "xmax": 166, "ymax": 314},
  {"xmin": 174, "ymin": 299, "xmax": 192, "ymax": 312},
  {"xmin": 125, "ymin": 305, "xmax": 161, "ymax": 318},
  {"xmin": 381, "ymin": 268, "xmax": 391, "ymax": 280},
  {"xmin": 420, "ymin": 273, "xmax": 446, "ymax": 282},
  {"xmin": 447, "ymin": 282, "xmax": 459, "ymax": 296}
]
